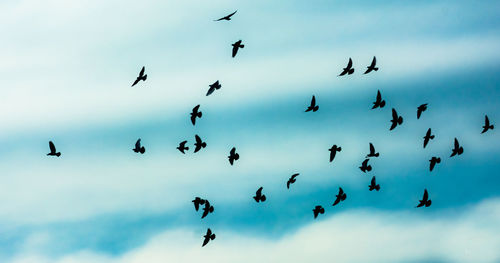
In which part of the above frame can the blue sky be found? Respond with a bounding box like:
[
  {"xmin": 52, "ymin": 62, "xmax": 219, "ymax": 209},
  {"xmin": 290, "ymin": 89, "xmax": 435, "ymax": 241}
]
[{"xmin": 0, "ymin": 0, "xmax": 499, "ymax": 262}]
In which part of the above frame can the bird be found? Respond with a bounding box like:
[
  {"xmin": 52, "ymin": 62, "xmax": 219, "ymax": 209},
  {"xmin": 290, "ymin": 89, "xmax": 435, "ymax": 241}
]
[
  {"xmin": 364, "ymin": 56, "xmax": 378, "ymax": 74},
  {"xmin": 214, "ymin": 10, "xmax": 237, "ymax": 21},
  {"xmin": 482, "ymin": 115, "xmax": 494, "ymax": 134},
  {"xmin": 286, "ymin": 173, "xmax": 299, "ymax": 189},
  {"xmin": 329, "ymin": 145, "xmax": 342, "ymax": 162},
  {"xmin": 366, "ymin": 143, "xmax": 379, "ymax": 158},
  {"xmin": 429, "ymin": 157, "xmax": 441, "ymax": 172},
  {"xmin": 232, "ymin": 40, "xmax": 244, "ymax": 57},
  {"xmin": 202, "ymin": 228, "xmax": 216, "ymax": 247},
  {"xmin": 416, "ymin": 189, "xmax": 432, "ymax": 208},
  {"xmin": 177, "ymin": 140, "xmax": 189, "ymax": 154},
  {"xmin": 359, "ymin": 158, "xmax": 372, "ymax": 173},
  {"xmin": 423, "ymin": 128, "xmax": 435, "ymax": 148},
  {"xmin": 417, "ymin": 103, "xmax": 428, "ymax": 119},
  {"xmin": 133, "ymin": 139, "xmax": 145, "ymax": 154},
  {"xmin": 313, "ymin": 205, "xmax": 325, "ymax": 219},
  {"xmin": 450, "ymin": 138, "xmax": 463, "ymax": 157},
  {"xmin": 372, "ymin": 90, "xmax": 386, "ymax": 109},
  {"xmin": 192, "ymin": 197, "xmax": 205, "ymax": 211},
  {"xmin": 305, "ymin": 95, "xmax": 319, "ymax": 112},
  {"xmin": 131, "ymin": 66, "xmax": 147, "ymax": 87},
  {"xmin": 47, "ymin": 141, "xmax": 61, "ymax": 157},
  {"xmin": 228, "ymin": 147, "xmax": 239, "ymax": 165},
  {"xmin": 206, "ymin": 80, "xmax": 221, "ymax": 96},
  {"xmin": 253, "ymin": 187, "xmax": 266, "ymax": 203},
  {"xmin": 332, "ymin": 187, "xmax": 346, "ymax": 206},
  {"xmin": 194, "ymin": 135, "xmax": 207, "ymax": 153},
  {"xmin": 339, "ymin": 58, "xmax": 354, "ymax": 76},
  {"xmin": 368, "ymin": 176, "xmax": 380, "ymax": 191},
  {"xmin": 390, "ymin": 108, "xmax": 403, "ymax": 130},
  {"xmin": 201, "ymin": 200, "xmax": 214, "ymax": 219},
  {"xmin": 190, "ymin": 105, "xmax": 202, "ymax": 125}
]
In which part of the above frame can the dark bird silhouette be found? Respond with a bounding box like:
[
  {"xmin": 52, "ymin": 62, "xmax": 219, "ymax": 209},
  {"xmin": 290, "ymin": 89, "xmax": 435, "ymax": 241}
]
[
  {"xmin": 305, "ymin": 95, "xmax": 319, "ymax": 112},
  {"xmin": 416, "ymin": 189, "xmax": 432, "ymax": 208},
  {"xmin": 359, "ymin": 158, "xmax": 372, "ymax": 173},
  {"xmin": 417, "ymin": 103, "xmax": 428, "ymax": 119},
  {"xmin": 206, "ymin": 80, "xmax": 221, "ymax": 96},
  {"xmin": 190, "ymin": 105, "xmax": 202, "ymax": 125},
  {"xmin": 133, "ymin": 138, "xmax": 145, "ymax": 154},
  {"xmin": 372, "ymin": 90, "xmax": 386, "ymax": 109},
  {"xmin": 194, "ymin": 135, "xmax": 207, "ymax": 153},
  {"xmin": 177, "ymin": 140, "xmax": 189, "ymax": 154},
  {"xmin": 202, "ymin": 228, "xmax": 216, "ymax": 247},
  {"xmin": 131, "ymin": 66, "xmax": 147, "ymax": 87},
  {"xmin": 232, "ymin": 40, "xmax": 244, "ymax": 57},
  {"xmin": 313, "ymin": 205, "xmax": 325, "ymax": 219},
  {"xmin": 366, "ymin": 143, "xmax": 379, "ymax": 158},
  {"xmin": 482, "ymin": 115, "xmax": 494, "ymax": 134},
  {"xmin": 201, "ymin": 200, "xmax": 214, "ymax": 219},
  {"xmin": 368, "ymin": 176, "xmax": 380, "ymax": 191},
  {"xmin": 364, "ymin": 56, "xmax": 378, "ymax": 74},
  {"xmin": 329, "ymin": 145, "xmax": 342, "ymax": 162},
  {"xmin": 228, "ymin": 147, "xmax": 239, "ymax": 165},
  {"xmin": 253, "ymin": 187, "xmax": 266, "ymax": 203},
  {"xmin": 214, "ymin": 10, "xmax": 237, "ymax": 21},
  {"xmin": 192, "ymin": 197, "xmax": 205, "ymax": 211},
  {"xmin": 450, "ymin": 138, "xmax": 463, "ymax": 157},
  {"xmin": 429, "ymin": 156, "xmax": 441, "ymax": 172},
  {"xmin": 332, "ymin": 187, "xmax": 346, "ymax": 206},
  {"xmin": 423, "ymin": 128, "xmax": 435, "ymax": 149},
  {"xmin": 390, "ymin": 108, "xmax": 403, "ymax": 130},
  {"xmin": 286, "ymin": 173, "xmax": 299, "ymax": 189},
  {"xmin": 338, "ymin": 58, "xmax": 354, "ymax": 76},
  {"xmin": 47, "ymin": 141, "xmax": 61, "ymax": 157}
]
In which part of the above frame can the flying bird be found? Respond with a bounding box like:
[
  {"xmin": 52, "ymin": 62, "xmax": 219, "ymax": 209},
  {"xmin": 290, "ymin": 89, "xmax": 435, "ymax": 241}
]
[
  {"xmin": 429, "ymin": 156, "xmax": 441, "ymax": 172},
  {"xmin": 423, "ymin": 128, "xmax": 435, "ymax": 148},
  {"xmin": 390, "ymin": 108, "xmax": 403, "ymax": 130},
  {"xmin": 194, "ymin": 135, "xmax": 207, "ymax": 153},
  {"xmin": 450, "ymin": 138, "xmax": 463, "ymax": 157},
  {"xmin": 329, "ymin": 145, "xmax": 342, "ymax": 162},
  {"xmin": 253, "ymin": 187, "xmax": 266, "ymax": 203},
  {"xmin": 359, "ymin": 158, "xmax": 372, "ymax": 173},
  {"xmin": 228, "ymin": 147, "xmax": 239, "ymax": 165},
  {"xmin": 192, "ymin": 197, "xmax": 205, "ymax": 211},
  {"xmin": 131, "ymin": 66, "xmax": 147, "ymax": 87},
  {"xmin": 416, "ymin": 189, "xmax": 432, "ymax": 208},
  {"xmin": 366, "ymin": 143, "xmax": 379, "ymax": 158},
  {"xmin": 133, "ymin": 139, "xmax": 145, "ymax": 154},
  {"xmin": 206, "ymin": 80, "xmax": 221, "ymax": 96},
  {"xmin": 417, "ymin": 103, "xmax": 428, "ymax": 119},
  {"xmin": 482, "ymin": 115, "xmax": 494, "ymax": 133},
  {"xmin": 339, "ymin": 58, "xmax": 354, "ymax": 76},
  {"xmin": 364, "ymin": 56, "xmax": 379, "ymax": 74},
  {"xmin": 232, "ymin": 40, "xmax": 244, "ymax": 57},
  {"xmin": 313, "ymin": 205, "xmax": 325, "ymax": 219},
  {"xmin": 177, "ymin": 140, "xmax": 189, "ymax": 154},
  {"xmin": 368, "ymin": 176, "xmax": 380, "ymax": 191},
  {"xmin": 47, "ymin": 141, "xmax": 61, "ymax": 157},
  {"xmin": 286, "ymin": 173, "xmax": 299, "ymax": 189},
  {"xmin": 201, "ymin": 200, "xmax": 214, "ymax": 219},
  {"xmin": 190, "ymin": 105, "xmax": 202, "ymax": 125},
  {"xmin": 305, "ymin": 95, "xmax": 319, "ymax": 112},
  {"xmin": 332, "ymin": 187, "xmax": 346, "ymax": 206},
  {"xmin": 214, "ymin": 10, "xmax": 237, "ymax": 21},
  {"xmin": 202, "ymin": 228, "xmax": 216, "ymax": 247},
  {"xmin": 372, "ymin": 90, "xmax": 386, "ymax": 109}
]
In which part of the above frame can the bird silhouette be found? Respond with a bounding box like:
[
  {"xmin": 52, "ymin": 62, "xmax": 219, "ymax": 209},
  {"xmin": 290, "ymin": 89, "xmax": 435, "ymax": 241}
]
[
  {"xmin": 482, "ymin": 115, "xmax": 494, "ymax": 133},
  {"xmin": 305, "ymin": 95, "xmax": 319, "ymax": 112},
  {"xmin": 47, "ymin": 141, "xmax": 61, "ymax": 157},
  {"xmin": 192, "ymin": 197, "xmax": 206, "ymax": 211},
  {"xmin": 286, "ymin": 173, "xmax": 299, "ymax": 189},
  {"xmin": 366, "ymin": 143, "xmax": 379, "ymax": 158},
  {"xmin": 450, "ymin": 138, "xmax": 463, "ymax": 157},
  {"xmin": 194, "ymin": 135, "xmax": 207, "ymax": 153},
  {"xmin": 133, "ymin": 138, "xmax": 145, "ymax": 154},
  {"xmin": 190, "ymin": 105, "xmax": 202, "ymax": 125},
  {"xmin": 131, "ymin": 66, "xmax": 147, "ymax": 87},
  {"xmin": 429, "ymin": 156, "xmax": 441, "ymax": 172},
  {"xmin": 329, "ymin": 145, "xmax": 342, "ymax": 162},
  {"xmin": 206, "ymin": 80, "xmax": 221, "ymax": 96},
  {"xmin": 368, "ymin": 176, "xmax": 380, "ymax": 191},
  {"xmin": 214, "ymin": 10, "xmax": 237, "ymax": 21},
  {"xmin": 417, "ymin": 103, "xmax": 427, "ymax": 119},
  {"xmin": 177, "ymin": 140, "xmax": 189, "ymax": 154},
  {"xmin": 416, "ymin": 189, "xmax": 432, "ymax": 208},
  {"xmin": 372, "ymin": 90, "xmax": 386, "ymax": 109},
  {"xmin": 253, "ymin": 187, "xmax": 266, "ymax": 203},
  {"xmin": 232, "ymin": 40, "xmax": 244, "ymax": 57},
  {"xmin": 332, "ymin": 187, "xmax": 347, "ymax": 206},
  {"xmin": 201, "ymin": 200, "xmax": 214, "ymax": 219},
  {"xmin": 423, "ymin": 128, "xmax": 435, "ymax": 148},
  {"xmin": 364, "ymin": 56, "xmax": 378, "ymax": 74},
  {"xmin": 313, "ymin": 205, "xmax": 325, "ymax": 219},
  {"xmin": 202, "ymin": 228, "xmax": 216, "ymax": 247},
  {"xmin": 359, "ymin": 158, "xmax": 372, "ymax": 173},
  {"xmin": 339, "ymin": 58, "xmax": 354, "ymax": 76},
  {"xmin": 228, "ymin": 147, "xmax": 239, "ymax": 165},
  {"xmin": 390, "ymin": 108, "xmax": 403, "ymax": 130}
]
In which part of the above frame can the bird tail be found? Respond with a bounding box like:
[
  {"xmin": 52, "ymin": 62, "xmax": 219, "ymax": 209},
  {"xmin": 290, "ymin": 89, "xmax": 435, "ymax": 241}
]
[
  {"xmin": 430, "ymin": 135, "xmax": 435, "ymax": 139},
  {"xmin": 436, "ymin": 158, "xmax": 441, "ymax": 163},
  {"xmin": 490, "ymin": 125, "xmax": 494, "ymax": 130},
  {"xmin": 202, "ymin": 142, "xmax": 207, "ymax": 148},
  {"xmin": 140, "ymin": 147, "xmax": 145, "ymax": 154},
  {"xmin": 426, "ymin": 200, "xmax": 432, "ymax": 207},
  {"xmin": 375, "ymin": 185, "xmax": 380, "ymax": 191},
  {"xmin": 56, "ymin": 152, "xmax": 61, "ymax": 157},
  {"xmin": 240, "ymin": 45, "xmax": 245, "ymax": 48},
  {"xmin": 373, "ymin": 67, "xmax": 379, "ymax": 71},
  {"xmin": 234, "ymin": 153, "xmax": 239, "ymax": 160},
  {"xmin": 398, "ymin": 117, "xmax": 403, "ymax": 125},
  {"xmin": 185, "ymin": 147, "xmax": 189, "ymax": 151},
  {"xmin": 380, "ymin": 101, "xmax": 386, "ymax": 107},
  {"xmin": 211, "ymin": 234, "xmax": 216, "ymax": 240},
  {"xmin": 197, "ymin": 112, "xmax": 202, "ymax": 118},
  {"xmin": 313, "ymin": 106, "xmax": 319, "ymax": 111},
  {"xmin": 209, "ymin": 206, "xmax": 214, "ymax": 213},
  {"xmin": 143, "ymin": 74, "xmax": 148, "ymax": 81},
  {"xmin": 458, "ymin": 147, "xmax": 464, "ymax": 154},
  {"xmin": 337, "ymin": 147, "xmax": 342, "ymax": 152},
  {"xmin": 367, "ymin": 165, "xmax": 372, "ymax": 172},
  {"xmin": 261, "ymin": 195, "xmax": 266, "ymax": 202},
  {"xmin": 348, "ymin": 68, "xmax": 354, "ymax": 74}
]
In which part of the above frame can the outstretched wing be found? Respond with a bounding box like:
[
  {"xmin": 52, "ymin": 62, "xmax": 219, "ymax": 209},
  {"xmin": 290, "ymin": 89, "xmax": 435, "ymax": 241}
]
[
  {"xmin": 372, "ymin": 56, "xmax": 377, "ymax": 66},
  {"xmin": 311, "ymin": 95, "xmax": 316, "ymax": 106},
  {"xmin": 423, "ymin": 189, "xmax": 428, "ymax": 200},
  {"xmin": 371, "ymin": 176, "xmax": 376, "ymax": 186},
  {"xmin": 230, "ymin": 147, "xmax": 236, "ymax": 155},
  {"xmin": 135, "ymin": 139, "xmax": 141, "ymax": 149},
  {"xmin": 256, "ymin": 187, "xmax": 263, "ymax": 196},
  {"xmin": 369, "ymin": 143, "xmax": 375, "ymax": 154},
  {"xmin": 485, "ymin": 115, "xmax": 490, "ymax": 126},
  {"xmin": 338, "ymin": 187, "xmax": 344, "ymax": 195},
  {"xmin": 454, "ymin": 138, "xmax": 459, "ymax": 148},
  {"xmin": 232, "ymin": 44, "xmax": 238, "ymax": 57},
  {"xmin": 195, "ymin": 135, "xmax": 202, "ymax": 144},
  {"xmin": 392, "ymin": 108, "xmax": 398, "ymax": 119},
  {"xmin": 49, "ymin": 141, "xmax": 56, "ymax": 153},
  {"xmin": 376, "ymin": 90, "xmax": 382, "ymax": 101},
  {"xmin": 291, "ymin": 173, "xmax": 299, "ymax": 180},
  {"xmin": 347, "ymin": 58, "xmax": 352, "ymax": 68}
]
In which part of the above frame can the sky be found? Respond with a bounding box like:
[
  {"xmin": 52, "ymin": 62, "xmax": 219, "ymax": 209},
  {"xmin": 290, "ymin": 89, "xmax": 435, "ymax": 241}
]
[{"xmin": 0, "ymin": 0, "xmax": 499, "ymax": 262}]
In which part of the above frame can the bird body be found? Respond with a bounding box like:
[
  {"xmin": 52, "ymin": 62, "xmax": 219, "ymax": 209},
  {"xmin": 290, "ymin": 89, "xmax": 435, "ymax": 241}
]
[
  {"xmin": 482, "ymin": 115, "xmax": 494, "ymax": 133},
  {"xmin": 372, "ymin": 90, "xmax": 386, "ymax": 109},
  {"xmin": 429, "ymin": 157, "xmax": 441, "ymax": 172},
  {"xmin": 201, "ymin": 200, "xmax": 214, "ymax": 219},
  {"xmin": 416, "ymin": 189, "xmax": 432, "ymax": 208},
  {"xmin": 232, "ymin": 40, "xmax": 244, "ymax": 57},
  {"xmin": 359, "ymin": 158, "xmax": 372, "ymax": 173},
  {"xmin": 305, "ymin": 95, "xmax": 319, "ymax": 112},
  {"xmin": 332, "ymin": 187, "xmax": 346, "ymax": 206},
  {"xmin": 202, "ymin": 228, "xmax": 216, "ymax": 247},
  {"xmin": 286, "ymin": 173, "xmax": 299, "ymax": 189},
  {"xmin": 190, "ymin": 105, "xmax": 202, "ymax": 125},
  {"xmin": 214, "ymin": 10, "xmax": 237, "ymax": 21},
  {"xmin": 192, "ymin": 197, "xmax": 206, "ymax": 211},
  {"xmin": 194, "ymin": 135, "xmax": 207, "ymax": 153},
  {"xmin": 450, "ymin": 138, "xmax": 463, "ymax": 157},
  {"xmin": 339, "ymin": 58, "xmax": 354, "ymax": 76},
  {"xmin": 364, "ymin": 56, "xmax": 378, "ymax": 74},
  {"xmin": 423, "ymin": 128, "xmax": 435, "ymax": 148},
  {"xmin": 329, "ymin": 145, "xmax": 342, "ymax": 162},
  {"xmin": 368, "ymin": 176, "xmax": 380, "ymax": 191},
  {"xmin": 366, "ymin": 143, "xmax": 379, "ymax": 158},
  {"xmin": 47, "ymin": 141, "xmax": 61, "ymax": 157},
  {"xmin": 253, "ymin": 187, "xmax": 266, "ymax": 202},
  {"xmin": 131, "ymin": 66, "xmax": 147, "ymax": 87},
  {"xmin": 133, "ymin": 139, "xmax": 145, "ymax": 154},
  {"xmin": 313, "ymin": 205, "xmax": 325, "ymax": 218},
  {"xmin": 417, "ymin": 103, "xmax": 428, "ymax": 119},
  {"xmin": 206, "ymin": 80, "xmax": 221, "ymax": 96},
  {"xmin": 390, "ymin": 108, "xmax": 403, "ymax": 130},
  {"xmin": 177, "ymin": 140, "xmax": 189, "ymax": 154},
  {"xmin": 228, "ymin": 147, "xmax": 239, "ymax": 165}
]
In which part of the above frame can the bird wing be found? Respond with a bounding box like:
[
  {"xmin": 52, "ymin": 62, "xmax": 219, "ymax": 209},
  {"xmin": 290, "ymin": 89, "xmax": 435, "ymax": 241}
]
[
  {"xmin": 286, "ymin": 180, "xmax": 291, "ymax": 189},
  {"xmin": 371, "ymin": 176, "xmax": 376, "ymax": 185},
  {"xmin": 232, "ymin": 45, "xmax": 238, "ymax": 57},
  {"xmin": 230, "ymin": 147, "xmax": 236, "ymax": 155},
  {"xmin": 139, "ymin": 66, "xmax": 145, "ymax": 77},
  {"xmin": 206, "ymin": 86, "xmax": 215, "ymax": 96},
  {"xmin": 392, "ymin": 108, "xmax": 398, "ymax": 119},
  {"xmin": 372, "ymin": 56, "xmax": 377, "ymax": 66},
  {"xmin": 195, "ymin": 135, "xmax": 202, "ymax": 144},
  {"xmin": 338, "ymin": 187, "xmax": 344, "ymax": 195},
  {"xmin": 454, "ymin": 138, "xmax": 459, "ymax": 148},
  {"xmin": 369, "ymin": 143, "xmax": 375, "ymax": 154},
  {"xmin": 311, "ymin": 95, "xmax": 316, "ymax": 106},
  {"xmin": 135, "ymin": 139, "xmax": 141, "ymax": 149},
  {"xmin": 228, "ymin": 10, "xmax": 237, "ymax": 17},
  {"xmin": 332, "ymin": 197, "xmax": 341, "ymax": 206},
  {"xmin": 423, "ymin": 189, "xmax": 428, "ymax": 200},
  {"xmin": 49, "ymin": 141, "xmax": 56, "ymax": 153},
  {"xmin": 376, "ymin": 90, "xmax": 382, "ymax": 102},
  {"xmin": 347, "ymin": 58, "xmax": 352, "ymax": 68},
  {"xmin": 190, "ymin": 114, "xmax": 196, "ymax": 125},
  {"xmin": 193, "ymin": 105, "xmax": 200, "ymax": 113},
  {"xmin": 131, "ymin": 78, "xmax": 140, "ymax": 87},
  {"xmin": 256, "ymin": 187, "xmax": 263, "ymax": 196},
  {"xmin": 291, "ymin": 173, "xmax": 299, "ymax": 180},
  {"xmin": 485, "ymin": 115, "xmax": 490, "ymax": 126}
]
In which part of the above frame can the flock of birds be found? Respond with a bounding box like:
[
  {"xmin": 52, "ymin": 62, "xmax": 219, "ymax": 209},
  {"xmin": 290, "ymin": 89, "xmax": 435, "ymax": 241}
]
[{"xmin": 44, "ymin": 10, "xmax": 496, "ymax": 247}]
